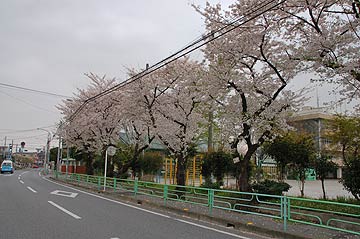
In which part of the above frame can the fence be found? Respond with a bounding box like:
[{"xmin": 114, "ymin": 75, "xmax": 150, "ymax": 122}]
[{"xmin": 54, "ymin": 171, "xmax": 360, "ymax": 236}]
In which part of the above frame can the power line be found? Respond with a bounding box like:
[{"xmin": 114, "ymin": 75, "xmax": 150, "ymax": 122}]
[
  {"xmin": 0, "ymin": 89, "xmax": 59, "ymax": 113},
  {"xmin": 0, "ymin": 82, "xmax": 71, "ymax": 98},
  {"xmin": 0, "ymin": 125, "xmax": 56, "ymax": 134},
  {"xmin": 68, "ymin": 0, "xmax": 286, "ymax": 122}
]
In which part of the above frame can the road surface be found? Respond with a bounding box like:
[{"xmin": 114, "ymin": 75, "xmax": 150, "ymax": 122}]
[{"xmin": 0, "ymin": 169, "xmax": 274, "ymax": 239}]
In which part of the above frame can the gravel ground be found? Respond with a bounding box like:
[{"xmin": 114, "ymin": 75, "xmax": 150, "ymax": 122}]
[{"xmin": 285, "ymin": 179, "xmax": 354, "ymax": 199}]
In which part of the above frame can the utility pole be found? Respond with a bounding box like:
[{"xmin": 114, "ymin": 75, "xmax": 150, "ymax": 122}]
[
  {"xmin": 56, "ymin": 137, "xmax": 62, "ymax": 172},
  {"xmin": 208, "ymin": 107, "xmax": 214, "ymax": 152},
  {"xmin": 37, "ymin": 128, "xmax": 52, "ymax": 171},
  {"xmin": 207, "ymin": 31, "xmax": 215, "ymax": 153},
  {"xmin": 3, "ymin": 136, "xmax": 6, "ymax": 159},
  {"xmin": 66, "ymin": 143, "xmax": 69, "ymax": 176}
]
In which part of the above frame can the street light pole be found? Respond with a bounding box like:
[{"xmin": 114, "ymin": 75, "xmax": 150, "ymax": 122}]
[
  {"xmin": 37, "ymin": 128, "xmax": 52, "ymax": 172},
  {"xmin": 56, "ymin": 136, "xmax": 62, "ymax": 172}
]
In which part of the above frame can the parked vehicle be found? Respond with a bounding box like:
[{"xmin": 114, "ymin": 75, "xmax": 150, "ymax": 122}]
[{"xmin": 1, "ymin": 160, "xmax": 14, "ymax": 174}]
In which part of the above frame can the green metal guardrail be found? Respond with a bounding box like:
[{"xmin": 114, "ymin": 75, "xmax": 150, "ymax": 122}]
[{"xmin": 53, "ymin": 171, "xmax": 360, "ymax": 236}]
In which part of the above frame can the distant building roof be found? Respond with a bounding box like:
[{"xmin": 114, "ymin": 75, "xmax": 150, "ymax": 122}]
[{"xmin": 290, "ymin": 107, "xmax": 334, "ymax": 122}]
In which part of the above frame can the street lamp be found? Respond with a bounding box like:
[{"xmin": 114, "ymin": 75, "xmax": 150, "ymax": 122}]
[
  {"xmin": 104, "ymin": 146, "xmax": 116, "ymax": 191},
  {"xmin": 37, "ymin": 128, "xmax": 52, "ymax": 171}
]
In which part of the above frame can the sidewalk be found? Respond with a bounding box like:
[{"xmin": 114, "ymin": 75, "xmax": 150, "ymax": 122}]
[{"xmin": 51, "ymin": 176, "xmax": 359, "ymax": 239}]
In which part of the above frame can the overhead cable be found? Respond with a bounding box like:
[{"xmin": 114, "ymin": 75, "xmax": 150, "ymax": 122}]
[
  {"xmin": 68, "ymin": 0, "xmax": 287, "ymax": 122},
  {"xmin": 0, "ymin": 82, "xmax": 71, "ymax": 98}
]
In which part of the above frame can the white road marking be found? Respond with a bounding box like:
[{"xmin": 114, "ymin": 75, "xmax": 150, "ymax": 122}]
[
  {"xmin": 20, "ymin": 171, "xmax": 29, "ymax": 176},
  {"xmin": 43, "ymin": 177, "xmax": 171, "ymax": 219},
  {"xmin": 27, "ymin": 186, "xmax": 37, "ymax": 193},
  {"xmin": 50, "ymin": 190, "xmax": 78, "ymax": 198},
  {"xmin": 42, "ymin": 177, "xmax": 251, "ymax": 239},
  {"xmin": 19, "ymin": 180, "xmax": 24, "ymax": 184},
  {"xmin": 18, "ymin": 177, "xmax": 20, "ymax": 180},
  {"xmin": 48, "ymin": 201, "xmax": 81, "ymax": 219}
]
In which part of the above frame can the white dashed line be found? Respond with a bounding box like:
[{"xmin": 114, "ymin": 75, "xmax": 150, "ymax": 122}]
[
  {"xmin": 19, "ymin": 180, "xmax": 24, "ymax": 184},
  {"xmin": 48, "ymin": 201, "xmax": 82, "ymax": 219},
  {"xmin": 27, "ymin": 186, "xmax": 37, "ymax": 193}
]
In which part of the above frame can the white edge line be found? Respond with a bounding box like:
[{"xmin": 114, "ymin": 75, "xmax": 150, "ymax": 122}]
[
  {"xmin": 27, "ymin": 186, "xmax": 37, "ymax": 193},
  {"xmin": 19, "ymin": 180, "xmax": 24, "ymax": 184},
  {"xmin": 48, "ymin": 201, "xmax": 81, "ymax": 219},
  {"xmin": 42, "ymin": 177, "xmax": 250, "ymax": 239},
  {"xmin": 174, "ymin": 218, "xmax": 251, "ymax": 239},
  {"xmin": 43, "ymin": 176, "xmax": 170, "ymax": 219}
]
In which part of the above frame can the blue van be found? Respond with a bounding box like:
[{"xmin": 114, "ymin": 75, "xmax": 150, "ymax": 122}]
[{"xmin": 1, "ymin": 160, "xmax": 14, "ymax": 174}]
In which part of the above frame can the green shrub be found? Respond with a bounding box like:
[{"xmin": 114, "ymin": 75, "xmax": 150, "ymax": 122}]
[{"xmin": 252, "ymin": 180, "xmax": 291, "ymax": 196}]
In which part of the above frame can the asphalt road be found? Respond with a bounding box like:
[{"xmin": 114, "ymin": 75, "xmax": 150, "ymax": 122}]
[{"xmin": 0, "ymin": 169, "xmax": 274, "ymax": 239}]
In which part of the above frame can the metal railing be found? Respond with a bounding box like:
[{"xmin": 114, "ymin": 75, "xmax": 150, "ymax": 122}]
[{"xmin": 54, "ymin": 171, "xmax": 360, "ymax": 236}]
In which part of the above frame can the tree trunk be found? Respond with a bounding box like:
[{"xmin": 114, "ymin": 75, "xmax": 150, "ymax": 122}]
[
  {"xmin": 176, "ymin": 158, "xmax": 186, "ymax": 186},
  {"xmin": 85, "ymin": 152, "xmax": 94, "ymax": 175},
  {"xmin": 278, "ymin": 164, "xmax": 285, "ymax": 182},
  {"xmin": 321, "ymin": 178, "xmax": 326, "ymax": 200},
  {"xmin": 300, "ymin": 178, "xmax": 305, "ymax": 197},
  {"xmin": 106, "ymin": 157, "xmax": 114, "ymax": 178},
  {"xmin": 238, "ymin": 159, "xmax": 251, "ymax": 192}
]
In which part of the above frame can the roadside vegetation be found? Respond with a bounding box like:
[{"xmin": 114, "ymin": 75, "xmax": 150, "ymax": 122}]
[{"xmin": 50, "ymin": 0, "xmax": 359, "ymax": 209}]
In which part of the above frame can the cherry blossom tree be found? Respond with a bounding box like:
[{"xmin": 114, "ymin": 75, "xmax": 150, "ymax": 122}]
[
  {"xmin": 155, "ymin": 61, "xmax": 206, "ymax": 186},
  {"xmin": 131, "ymin": 58, "xmax": 206, "ymax": 186},
  {"xmin": 57, "ymin": 73, "xmax": 122, "ymax": 173},
  {"xmin": 196, "ymin": 1, "xmax": 306, "ymax": 191},
  {"xmin": 278, "ymin": 0, "xmax": 360, "ymax": 104},
  {"xmin": 114, "ymin": 68, "xmax": 176, "ymax": 176}
]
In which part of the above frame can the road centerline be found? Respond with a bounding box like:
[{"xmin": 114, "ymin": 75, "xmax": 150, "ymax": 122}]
[{"xmin": 48, "ymin": 201, "xmax": 82, "ymax": 220}]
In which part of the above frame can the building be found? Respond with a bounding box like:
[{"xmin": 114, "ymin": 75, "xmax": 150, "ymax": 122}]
[
  {"xmin": 289, "ymin": 106, "xmax": 334, "ymax": 153},
  {"xmin": 289, "ymin": 107, "xmax": 342, "ymax": 178},
  {"xmin": 259, "ymin": 107, "xmax": 342, "ymax": 179}
]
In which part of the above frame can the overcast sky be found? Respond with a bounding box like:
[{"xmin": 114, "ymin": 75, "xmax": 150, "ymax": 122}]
[{"xmin": 0, "ymin": 0, "xmax": 347, "ymax": 151}]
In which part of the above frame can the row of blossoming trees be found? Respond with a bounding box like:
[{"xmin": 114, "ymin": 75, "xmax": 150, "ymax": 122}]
[{"xmin": 57, "ymin": 0, "xmax": 359, "ymax": 191}]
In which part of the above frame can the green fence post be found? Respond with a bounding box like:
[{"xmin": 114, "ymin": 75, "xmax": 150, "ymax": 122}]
[
  {"xmin": 134, "ymin": 179, "xmax": 138, "ymax": 198},
  {"xmin": 208, "ymin": 189, "xmax": 214, "ymax": 216},
  {"xmin": 287, "ymin": 197, "xmax": 291, "ymax": 221},
  {"xmin": 98, "ymin": 176, "xmax": 101, "ymax": 190},
  {"xmin": 114, "ymin": 178, "xmax": 117, "ymax": 192},
  {"xmin": 283, "ymin": 196, "xmax": 287, "ymax": 232},
  {"xmin": 86, "ymin": 175, "xmax": 89, "ymax": 186},
  {"xmin": 164, "ymin": 184, "xmax": 168, "ymax": 206}
]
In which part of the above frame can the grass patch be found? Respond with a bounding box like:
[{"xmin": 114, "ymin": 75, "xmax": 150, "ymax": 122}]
[{"xmin": 289, "ymin": 196, "xmax": 360, "ymax": 216}]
